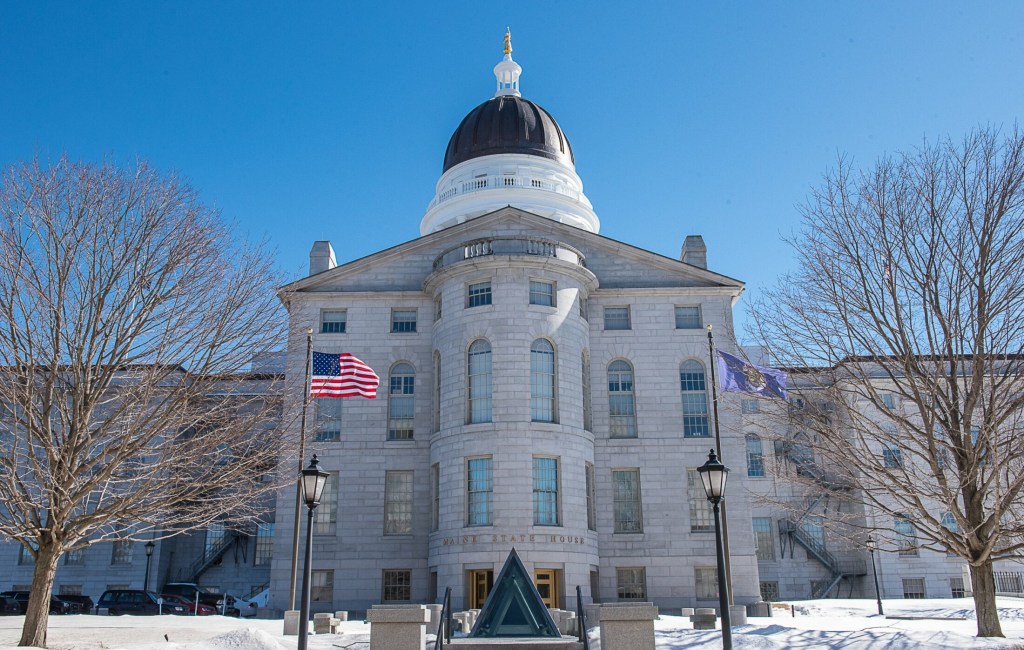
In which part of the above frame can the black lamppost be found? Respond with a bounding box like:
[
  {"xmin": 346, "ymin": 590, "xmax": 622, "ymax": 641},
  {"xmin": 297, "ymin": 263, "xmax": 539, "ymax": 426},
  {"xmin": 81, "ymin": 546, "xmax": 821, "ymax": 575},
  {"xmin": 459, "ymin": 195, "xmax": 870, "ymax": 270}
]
[
  {"xmin": 697, "ymin": 449, "xmax": 732, "ymax": 650},
  {"xmin": 866, "ymin": 536, "xmax": 883, "ymax": 616},
  {"xmin": 143, "ymin": 540, "xmax": 156, "ymax": 592},
  {"xmin": 298, "ymin": 455, "xmax": 329, "ymax": 650}
]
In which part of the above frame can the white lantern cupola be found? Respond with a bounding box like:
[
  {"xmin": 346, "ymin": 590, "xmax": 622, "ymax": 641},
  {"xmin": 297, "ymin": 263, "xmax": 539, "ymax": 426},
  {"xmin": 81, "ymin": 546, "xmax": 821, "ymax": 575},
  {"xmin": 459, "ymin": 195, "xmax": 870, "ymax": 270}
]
[{"xmin": 493, "ymin": 28, "xmax": 522, "ymax": 97}]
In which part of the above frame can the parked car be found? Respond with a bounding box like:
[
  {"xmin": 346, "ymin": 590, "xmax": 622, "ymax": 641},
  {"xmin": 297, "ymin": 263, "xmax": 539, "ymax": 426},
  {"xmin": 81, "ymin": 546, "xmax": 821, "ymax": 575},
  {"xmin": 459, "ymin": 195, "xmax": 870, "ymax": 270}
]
[
  {"xmin": 0, "ymin": 596, "xmax": 21, "ymax": 615},
  {"xmin": 0, "ymin": 591, "xmax": 78, "ymax": 615},
  {"xmin": 160, "ymin": 583, "xmax": 239, "ymax": 616},
  {"xmin": 158, "ymin": 593, "xmax": 217, "ymax": 616},
  {"xmin": 54, "ymin": 594, "xmax": 95, "ymax": 613},
  {"xmin": 97, "ymin": 590, "xmax": 187, "ymax": 616}
]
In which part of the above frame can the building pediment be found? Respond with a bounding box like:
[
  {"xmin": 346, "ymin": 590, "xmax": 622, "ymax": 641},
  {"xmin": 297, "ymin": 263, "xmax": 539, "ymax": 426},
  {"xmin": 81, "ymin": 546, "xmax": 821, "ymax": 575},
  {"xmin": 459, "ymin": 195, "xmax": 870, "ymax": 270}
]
[{"xmin": 279, "ymin": 207, "xmax": 743, "ymax": 302}]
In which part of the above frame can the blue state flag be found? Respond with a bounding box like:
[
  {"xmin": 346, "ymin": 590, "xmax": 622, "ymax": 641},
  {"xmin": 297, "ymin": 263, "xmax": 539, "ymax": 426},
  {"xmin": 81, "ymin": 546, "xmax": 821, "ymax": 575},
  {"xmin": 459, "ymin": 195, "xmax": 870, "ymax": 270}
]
[{"xmin": 716, "ymin": 350, "xmax": 788, "ymax": 400}]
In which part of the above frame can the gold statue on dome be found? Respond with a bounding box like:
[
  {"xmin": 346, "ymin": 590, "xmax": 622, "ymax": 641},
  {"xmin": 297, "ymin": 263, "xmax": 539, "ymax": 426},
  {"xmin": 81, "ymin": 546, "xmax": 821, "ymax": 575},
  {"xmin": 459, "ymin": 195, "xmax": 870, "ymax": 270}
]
[{"xmin": 504, "ymin": 27, "xmax": 512, "ymax": 55}]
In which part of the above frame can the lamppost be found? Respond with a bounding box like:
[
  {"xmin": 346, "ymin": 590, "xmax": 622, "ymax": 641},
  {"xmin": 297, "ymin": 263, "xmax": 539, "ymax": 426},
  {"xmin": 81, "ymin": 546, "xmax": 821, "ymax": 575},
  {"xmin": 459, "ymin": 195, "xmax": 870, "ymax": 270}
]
[
  {"xmin": 298, "ymin": 454, "xmax": 329, "ymax": 650},
  {"xmin": 697, "ymin": 449, "xmax": 732, "ymax": 650},
  {"xmin": 866, "ymin": 536, "xmax": 883, "ymax": 616},
  {"xmin": 143, "ymin": 540, "xmax": 156, "ymax": 592}
]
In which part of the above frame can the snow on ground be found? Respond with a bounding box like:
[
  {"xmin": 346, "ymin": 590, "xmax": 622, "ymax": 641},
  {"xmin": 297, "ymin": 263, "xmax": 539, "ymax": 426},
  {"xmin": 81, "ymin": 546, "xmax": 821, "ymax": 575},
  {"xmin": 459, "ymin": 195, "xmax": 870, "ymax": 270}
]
[{"xmin": 2, "ymin": 598, "xmax": 1024, "ymax": 649}]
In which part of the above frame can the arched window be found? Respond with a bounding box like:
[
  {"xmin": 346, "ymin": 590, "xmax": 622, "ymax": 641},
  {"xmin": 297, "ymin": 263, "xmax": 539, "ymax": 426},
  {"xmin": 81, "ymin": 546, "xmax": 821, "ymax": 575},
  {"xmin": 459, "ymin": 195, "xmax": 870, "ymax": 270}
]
[
  {"xmin": 468, "ymin": 340, "xmax": 492, "ymax": 424},
  {"xmin": 679, "ymin": 360, "xmax": 709, "ymax": 437},
  {"xmin": 432, "ymin": 352, "xmax": 441, "ymax": 433},
  {"xmin": 388, "ymin": 363, "xmax": 415, "ymax": 440},
  {"xmin": 746, "ymin": 434, "xmax": 765, "ymax": 477},
  {"xmin": 582, "ymin": 350, "xmax": 592, "ymax": 432},
  {"xmin": 608, "ymin": 360, "xmax": 637, "ymax": 438},
  {"xmin": 531, "ymin": 339, "xmax": 556, "ymax": 423}
]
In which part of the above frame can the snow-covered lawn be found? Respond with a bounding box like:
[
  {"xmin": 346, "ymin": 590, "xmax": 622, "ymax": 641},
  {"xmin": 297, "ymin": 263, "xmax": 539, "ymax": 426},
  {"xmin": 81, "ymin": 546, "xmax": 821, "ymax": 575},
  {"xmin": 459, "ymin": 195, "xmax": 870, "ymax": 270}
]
[{"xmin": 2, "ymin": 597, "xmax": 1024, "ymax": 649}]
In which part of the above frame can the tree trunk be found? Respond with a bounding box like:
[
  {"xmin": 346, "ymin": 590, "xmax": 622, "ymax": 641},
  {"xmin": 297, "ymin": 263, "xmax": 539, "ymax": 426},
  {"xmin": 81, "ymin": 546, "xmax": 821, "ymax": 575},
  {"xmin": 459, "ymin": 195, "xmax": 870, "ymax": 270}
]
[
  {"xmin": 969, "ymin": 560, "xmax": 1004, "ymax": 638},
  {"xmin": 18, "ymin": 542, "xmax": 61, "ymax": 648}
]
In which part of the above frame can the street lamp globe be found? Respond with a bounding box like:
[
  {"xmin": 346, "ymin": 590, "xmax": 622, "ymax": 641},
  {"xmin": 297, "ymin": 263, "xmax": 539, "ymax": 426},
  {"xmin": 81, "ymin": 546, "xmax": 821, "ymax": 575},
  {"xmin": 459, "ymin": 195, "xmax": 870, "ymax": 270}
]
[
  {"xmin": 866, "ymin": 536, "xmax": 876, "ymax": 552},
  {"xmin": 145, "ymin": 540, "xmax": 155, "ymax": 558},
  {"xmin": 301, "ymin": 454, "xmax": 329, "ymax": 509},
  {"xmin": 697, "ymin": 448, "xmax": 730, "ymax": 502}
]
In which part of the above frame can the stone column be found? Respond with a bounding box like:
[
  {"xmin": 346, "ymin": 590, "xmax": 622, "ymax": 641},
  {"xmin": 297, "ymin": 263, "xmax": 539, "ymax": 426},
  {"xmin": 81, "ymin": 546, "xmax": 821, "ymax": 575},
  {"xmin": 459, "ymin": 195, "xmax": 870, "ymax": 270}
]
[
  {"xmin": 597, "ymin": 602, "xmax": 658, "ymax": 650},
  {"xmin": 366, "ymin": 605, "xmax": 430, "ymax": 650}
]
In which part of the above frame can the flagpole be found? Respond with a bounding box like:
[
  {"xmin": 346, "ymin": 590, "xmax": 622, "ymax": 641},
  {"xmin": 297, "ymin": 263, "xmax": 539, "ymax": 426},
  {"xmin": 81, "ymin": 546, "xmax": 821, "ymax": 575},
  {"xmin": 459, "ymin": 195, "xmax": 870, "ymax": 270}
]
[
  {"xmin": 289, "ymin": 328, "xmax": 314, "ymax": 611},
  {"xmin": 706, "ymin": 325, "xmax": 734, "ymax": 606}
]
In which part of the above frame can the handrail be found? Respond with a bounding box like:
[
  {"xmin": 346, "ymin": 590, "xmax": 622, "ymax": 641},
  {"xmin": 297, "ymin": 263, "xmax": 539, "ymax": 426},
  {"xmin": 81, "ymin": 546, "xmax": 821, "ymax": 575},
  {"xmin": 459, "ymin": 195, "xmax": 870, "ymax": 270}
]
[
  {"xmin": 575, "ymin": 585, "xmax": 590, "ymax": 650},
  {"xmin": 433, "ymin": 586, "xmax": 452, "ymax": 650},
  {"xmin": 188, "ymin": 532, "xmax": 238, "ymax": 581}
]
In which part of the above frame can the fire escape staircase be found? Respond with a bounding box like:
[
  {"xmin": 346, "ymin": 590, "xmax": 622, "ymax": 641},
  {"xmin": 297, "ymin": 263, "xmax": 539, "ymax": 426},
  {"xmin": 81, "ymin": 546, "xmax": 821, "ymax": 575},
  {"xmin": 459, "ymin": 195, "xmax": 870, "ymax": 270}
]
[
  {"xmin": 188, "ymin": 531, "xmax": 246, "ymax": 583},
  {"xmin": 778, "ymin": 444, "xmax": 866, "ymax": 599}
]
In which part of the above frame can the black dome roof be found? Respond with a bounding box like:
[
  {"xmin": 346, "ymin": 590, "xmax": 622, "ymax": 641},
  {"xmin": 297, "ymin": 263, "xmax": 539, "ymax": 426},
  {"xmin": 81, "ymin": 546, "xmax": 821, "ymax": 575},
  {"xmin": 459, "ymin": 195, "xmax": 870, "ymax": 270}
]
[{"xmin": 443, "ymin": 95, "xmax": 574, "ymax": 173}]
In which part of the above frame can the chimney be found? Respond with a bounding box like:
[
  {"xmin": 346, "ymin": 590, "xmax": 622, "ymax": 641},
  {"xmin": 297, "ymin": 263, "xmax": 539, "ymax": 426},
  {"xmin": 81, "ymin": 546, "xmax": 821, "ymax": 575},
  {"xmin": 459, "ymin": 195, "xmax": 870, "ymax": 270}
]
[
  {"xmin": 309, "ymin": 240, "xmax": 336, "ymax": 276},
  {"xmin": 680, "ymin": 235, "xmax": 707, "ymax": 269}
]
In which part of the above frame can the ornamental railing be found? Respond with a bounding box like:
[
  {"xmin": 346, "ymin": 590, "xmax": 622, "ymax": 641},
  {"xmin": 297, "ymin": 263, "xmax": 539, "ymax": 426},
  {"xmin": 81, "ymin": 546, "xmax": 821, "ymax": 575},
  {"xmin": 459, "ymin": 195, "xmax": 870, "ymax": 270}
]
[{"xmin": 432, "ymin": 237, "xmax": 587, "ymax": 271}]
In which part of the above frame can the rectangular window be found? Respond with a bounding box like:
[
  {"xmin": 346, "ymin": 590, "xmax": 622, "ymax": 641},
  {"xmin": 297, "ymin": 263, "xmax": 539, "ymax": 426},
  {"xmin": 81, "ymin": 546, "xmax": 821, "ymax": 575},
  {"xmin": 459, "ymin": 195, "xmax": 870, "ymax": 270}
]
[
  {"xmin": 585, "ymin": 462, "xmax": 597, "ymax": 531},
  {"xmin": 741, "ymin": 399, "xmax": 759, "ymax": 414},
  {"xmin": 902, "ymin": 578, "xmax": 926, "ymax": 599},
  {"xmin": 881, "ymin": 393, "xmax": 898, "ymax": 409},
  {"xmin": 391, "ymin": 309, "xmax": 417, "ymax": 333},
  {"xmin": 532, "ymin": 457, "xmax": 560, "ymax": 526},
  {"xmin": 695, "ymin": 567, "xmax": 718, "ymax": 600},
  {"xmin": 612, "ymin": 469, "xmax": 642, "ymax": 533},
  {"xmin": 674, "ymin": 306, "xmax": 702, "ymax": 329},
  {"xmin": 467, "ymin": 281, "xmax": 492, "ymax": 308},
  {"xmin": 759, "ymin": 581, "xmax": 780, "ymax": 601},
  {"xmin": 883, "ymin": 444, "xmax": 903, "ymax": 468},
  {"xmin": 467, "ymin": 457, "xmax": 493, "ymax": 526},
  {"xmin": 65, "ymin": 548, "xmax": 85, "ymax": 565},
  {"xmin": 688, "ymin": 470, "xmax": 713, "ymax": 532},
  {"xmin": 111, "ymin": 540, "xmax": 133, "ymax": 565},
  {"xmin": 895, "ymin": 514, "xmax": 917, "ymax": 556},
  {"xmin": 18, "ymin": 545, "xmax": 33, "ymax": 565},
  {"xmin": 382, "ymin": 569, "xmax": 412, "ymax": 602},
  {"xmin": 315, "ymin": 398, "xmax": 342, "ymax": 442},
  {"xmin": 204, "ymin": 523, "xmax": 225, "ymax": 561},
  {"xmin": 529, "ymin": 280, "xmax": 555, "ymax": 307},
  {"xmin": 58, "ymin": 585, "xmax": 82, "ymax": 596},
  {"xmin": 312, "ymin": 473, "xmax": 337, "ymax": 534},
  {"xmin": 434, "ymin": 296, "xmax": 442, "ymax": 322},
  {"xmin": 388, "ymin": 370, "xmax": 415, "ymax": 440},
  {"xmin": 311, "ymin": 570, "xmax": 334, "ymax": 602},
  {"xmin": 254, "ymin": 523, "xmax": 274, "ymax": 566},
  {"xmin": 604, "ymin": 306, "xmax": 631, "ymax": 330},
  {"xmin": 320, "ymin": 309, "xmax": 347, "ymax": 334},
  {"xmin": 579, "ymin": 296, "xmax": 588, "ymax": 320},
  {"xmin": 615, "ymin": 567, "xmax": 646, "ymax": 601},
  {"xmin": 950, "ymin": 577, "xmax": 965, "ymax": 598},
  {"xmin": 752, "ymin": 518, "xmax": 774, "ymax": 561},
  {"xmin": 384, "ymin": 470, "xmax": 414, "ymax": 535},
  {"xmin": 431, "ymin": 463, "xmax": 440, "ymax": 532}
]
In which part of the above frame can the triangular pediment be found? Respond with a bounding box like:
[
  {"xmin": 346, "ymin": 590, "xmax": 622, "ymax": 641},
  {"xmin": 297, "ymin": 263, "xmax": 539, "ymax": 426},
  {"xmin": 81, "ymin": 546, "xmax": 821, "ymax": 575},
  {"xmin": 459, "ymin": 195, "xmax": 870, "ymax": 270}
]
[
  {"xmin": 469, "ymin": 548, "xmax": 561, "ymax": 638},
  {"xmin": 278, "ymin": 206, "xmax": 743, "ymax": 298}
]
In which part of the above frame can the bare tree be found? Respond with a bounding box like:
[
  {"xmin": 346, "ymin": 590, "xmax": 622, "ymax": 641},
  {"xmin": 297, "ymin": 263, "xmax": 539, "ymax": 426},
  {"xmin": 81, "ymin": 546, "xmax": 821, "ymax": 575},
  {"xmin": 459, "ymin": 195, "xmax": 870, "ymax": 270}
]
[
  {"xmin": 0, "ymin": 157, "xmax": 287, "ymax": 647},
  {"xmin": 749, "ymin": 126, "xmax": 1024, "ymax": 637}
]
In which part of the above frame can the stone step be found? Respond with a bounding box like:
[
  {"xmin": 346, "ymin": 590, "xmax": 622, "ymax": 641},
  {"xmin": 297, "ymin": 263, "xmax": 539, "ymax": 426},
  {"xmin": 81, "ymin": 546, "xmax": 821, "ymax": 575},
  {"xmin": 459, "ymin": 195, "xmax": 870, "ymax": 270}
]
[{"xmin": 446, "ymin": 637, "xmax": 584, "ymax": 650}]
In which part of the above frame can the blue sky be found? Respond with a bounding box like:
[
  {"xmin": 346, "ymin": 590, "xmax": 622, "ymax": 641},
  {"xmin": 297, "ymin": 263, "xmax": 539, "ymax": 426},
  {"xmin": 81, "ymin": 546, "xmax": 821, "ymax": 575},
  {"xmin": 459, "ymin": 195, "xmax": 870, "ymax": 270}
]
[{"xmin": 2, "ymin": 2, "xmax": 1021, "ymax": 340}]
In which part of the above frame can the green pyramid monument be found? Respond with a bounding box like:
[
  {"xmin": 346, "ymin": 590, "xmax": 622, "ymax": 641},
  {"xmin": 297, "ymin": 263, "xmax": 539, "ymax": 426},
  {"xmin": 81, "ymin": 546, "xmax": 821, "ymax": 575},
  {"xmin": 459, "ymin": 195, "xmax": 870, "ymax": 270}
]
[{"xmin": 468, "ymin": 547, "xmax": 561, "ymax": 638}]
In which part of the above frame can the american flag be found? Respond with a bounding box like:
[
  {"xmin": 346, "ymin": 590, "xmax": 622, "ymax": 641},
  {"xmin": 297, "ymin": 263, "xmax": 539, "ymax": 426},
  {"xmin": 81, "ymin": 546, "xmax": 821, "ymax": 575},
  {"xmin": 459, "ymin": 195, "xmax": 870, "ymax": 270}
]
[{"xmin": 311, "ymin": 352, "xmax": 380, "ymax": 399}]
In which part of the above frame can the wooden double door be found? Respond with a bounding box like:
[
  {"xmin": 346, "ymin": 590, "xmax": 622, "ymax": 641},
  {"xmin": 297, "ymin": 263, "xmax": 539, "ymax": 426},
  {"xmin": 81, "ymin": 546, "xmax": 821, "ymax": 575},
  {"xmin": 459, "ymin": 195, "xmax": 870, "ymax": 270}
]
[{"xmin": 467, "ymin": 568, "xmax": 561, "ymax": 609}]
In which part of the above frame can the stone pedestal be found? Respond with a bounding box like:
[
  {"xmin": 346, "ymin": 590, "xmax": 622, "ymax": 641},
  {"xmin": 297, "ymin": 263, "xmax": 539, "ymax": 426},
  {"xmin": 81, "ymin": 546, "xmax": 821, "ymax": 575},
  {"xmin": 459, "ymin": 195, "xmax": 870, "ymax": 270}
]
[
  {"xmin": 283, "ymin": 610, "xmax": 301, "ymax": 636},
  {"xmin": 597, "ymin": 602, "xmax": 658, "ymax": 650},
  {"xmin": 366, "ymin": 604, "xmax": 430, "ymax": 650},
  {"xmin": 690, "ymin": 608, "xmax": 717, "ymax": 630},
  {"xmin": 747, "ymin": 601, "xmax": 772, "ymax": 617},
  {"xmin": 730, "ymin": 604, "xmax": 748, "ymax": 625},
  {"xmin": 335, "ymin": 610, "xmax": 349, "ymax": 621},
  {"xmin": 680, "ymin": 608, "xmax": 694, "ymax": 617},
  {"xmin": 425, "ymin": 604, "xmax": 443, "ymax": 627}
]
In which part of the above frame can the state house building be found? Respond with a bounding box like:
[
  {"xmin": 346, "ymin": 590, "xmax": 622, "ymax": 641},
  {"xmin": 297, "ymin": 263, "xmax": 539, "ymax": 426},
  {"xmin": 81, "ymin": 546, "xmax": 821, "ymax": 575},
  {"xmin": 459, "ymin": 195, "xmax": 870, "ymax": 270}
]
[{"xmin": 269, "ymin": 36, "xmax": 763, "ymax": 613}]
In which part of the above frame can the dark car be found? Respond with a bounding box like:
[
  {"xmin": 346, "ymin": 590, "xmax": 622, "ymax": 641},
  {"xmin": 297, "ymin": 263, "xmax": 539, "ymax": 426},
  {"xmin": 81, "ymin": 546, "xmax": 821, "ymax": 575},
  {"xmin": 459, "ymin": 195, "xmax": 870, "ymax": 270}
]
[
  {"xmin": 0, "ymin": 591, "xmax": 77, "ymax": 615},
  {"xmin": 0, "ymin": 596, "xmax": 21, "ymax": 615},
  {"xmin": 54, "ymin": 594, "xmax": 94, "ymax": 613},
  {"xmin": 97, "ymin": 589, "xmax": 187, "ymax": 616}
]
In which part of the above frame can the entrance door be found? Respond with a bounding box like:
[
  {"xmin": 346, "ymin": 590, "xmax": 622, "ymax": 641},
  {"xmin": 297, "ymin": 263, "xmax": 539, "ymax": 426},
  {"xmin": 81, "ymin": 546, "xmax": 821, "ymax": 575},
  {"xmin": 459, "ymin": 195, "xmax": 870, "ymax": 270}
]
[
  {"xmin": 468, "ymin": 569, "xmax": 493, "ymax": 609},
  {"xmin": 534, "ymin": 569, "xmax": 560, "ymax": 609}
]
